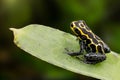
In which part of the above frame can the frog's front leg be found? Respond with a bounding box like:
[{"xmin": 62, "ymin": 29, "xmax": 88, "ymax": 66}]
[
  {"xmin": 84, "ymin": 53, "xmax": 106, "ymax": 64},
  {"xmin": 66, "ymin": 40, "xmax": 85, "ymax": 56}
]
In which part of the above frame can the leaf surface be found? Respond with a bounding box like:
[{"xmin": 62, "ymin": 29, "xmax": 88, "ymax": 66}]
[{"xmin": 10, "ymin": 24, "xmax": 120, "ymax": 80}]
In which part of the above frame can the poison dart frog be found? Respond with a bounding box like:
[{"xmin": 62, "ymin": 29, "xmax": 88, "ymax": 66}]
[{"xmin": 67, "ymin": 20, "xmax": 111, "ymax": 64}]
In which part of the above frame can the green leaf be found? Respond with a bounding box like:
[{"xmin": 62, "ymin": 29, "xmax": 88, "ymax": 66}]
[{"xmin": 10, "ymin": 24, "xmax": 120, "ymax": 80}]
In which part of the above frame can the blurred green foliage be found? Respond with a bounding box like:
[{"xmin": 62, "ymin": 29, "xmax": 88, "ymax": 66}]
[{"xmin": 0, "ymin": 0, "xmax": 120, "ymax": 80}]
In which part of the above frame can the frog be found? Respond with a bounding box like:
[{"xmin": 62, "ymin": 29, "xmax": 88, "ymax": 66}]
[{"xmin": 67, "ymin": 20, "xmax": 111, "ymax": 64}]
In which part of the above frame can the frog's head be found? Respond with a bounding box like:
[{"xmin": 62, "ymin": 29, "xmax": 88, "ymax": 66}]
[
  {"xmin": 71, "ymin": 20, "xmax": 86, "ymax": 28},
  {"xmin": 70, "ymin": 20, "xmax": 87, "ymax": 35}
]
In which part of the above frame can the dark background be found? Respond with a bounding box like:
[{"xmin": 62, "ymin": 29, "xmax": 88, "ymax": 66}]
[{"xmin": 0, "ymin": 0, "xmax": 120, "ymax": 80}]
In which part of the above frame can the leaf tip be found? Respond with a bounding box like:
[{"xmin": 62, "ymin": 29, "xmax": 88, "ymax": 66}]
[
  {"xmin": 9, "ymin": 28, "xmax": 17, "ymax": 32},
  {"xmin": 9, "ymin": 28, "xmax": 21, "ymax": 36},
  {"xmin": 9, "ymin": 28, "xmax": 20, "ymax": 45}
]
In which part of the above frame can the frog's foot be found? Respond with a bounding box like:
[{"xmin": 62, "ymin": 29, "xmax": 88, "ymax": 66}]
[
  {"xmin": 83, "ymin": 59, "xmax": 101, "ymax": 64},
  {"xmin": 65, "ymin": 48, "xmax": 81, "ymax": 56}
]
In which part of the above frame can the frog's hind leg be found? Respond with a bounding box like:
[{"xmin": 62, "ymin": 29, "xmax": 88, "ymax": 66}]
[{"xmin": 83, "ymin": 53, "xmax": 106, "ymax": 64}]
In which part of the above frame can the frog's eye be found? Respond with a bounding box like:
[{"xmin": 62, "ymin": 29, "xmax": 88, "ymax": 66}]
[{"xmin": 70, "ymin": 23, "xmax": 74, "ymax": 27}]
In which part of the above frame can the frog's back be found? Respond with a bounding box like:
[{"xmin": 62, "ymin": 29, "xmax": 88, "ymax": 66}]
[{"xmin": 71, "ymin": 20, "xmax": 111, "ymax": 54}]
